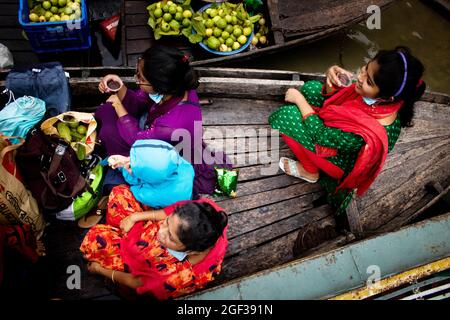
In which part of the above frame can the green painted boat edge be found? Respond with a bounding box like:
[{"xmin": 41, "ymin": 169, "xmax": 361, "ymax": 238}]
[{"xmin": 185, "ymin": 212, "xmax": 450, "ymax": 300}]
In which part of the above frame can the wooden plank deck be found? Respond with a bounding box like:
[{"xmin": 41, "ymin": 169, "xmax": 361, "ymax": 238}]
[
  {"xmin": 1, "ymin": 67, "xmax": 449, "ymax": 300},
  {"xmin": 42, "ymin": 75, "xmax": 334, "ymax": 299}
]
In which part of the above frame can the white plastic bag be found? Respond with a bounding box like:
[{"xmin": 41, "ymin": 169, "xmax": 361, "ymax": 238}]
[{"xmin": 0, "ymin": 43, "xmax": 13, "ymax": 70}]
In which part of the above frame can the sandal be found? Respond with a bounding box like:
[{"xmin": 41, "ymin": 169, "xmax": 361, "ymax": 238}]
[
  {"xmin": 77, "ymin": 196, "xmax": 109, "ymax": 229},
  {"xmin": 279, "ymin": 157, "xmax": 319, "ymax": 183}
]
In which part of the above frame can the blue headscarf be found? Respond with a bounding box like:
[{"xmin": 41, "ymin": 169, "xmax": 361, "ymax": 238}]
[{"xmin": 119, "ymin": 139, "xmax": 194, "ymax": 208}]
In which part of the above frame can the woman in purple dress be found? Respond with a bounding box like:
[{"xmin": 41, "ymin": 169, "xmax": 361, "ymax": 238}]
[{"xmin": 95, "ymin": 46, "xmax": 230, "ymax": 197}]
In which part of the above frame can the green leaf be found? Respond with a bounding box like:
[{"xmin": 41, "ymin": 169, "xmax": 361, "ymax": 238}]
[
  {"xmin": 154, "ymin": 28, "xmax": 162, "ymax": 40},
  {"xmin": 181, "ymin": 26, "xmax": 192, "ymax": 38},
  {"xmin": 188, "ymin": 33, "xmax": 203, "ymax": 44},
  {"xmin": 249, "ymin": 14, "xmax": 261, "ymax": 24},
  {"xmin": 148, "ymin": 16, "xmax": 156, "ymax": 29},
  {"xmin": 192, "ymin": 14, "xmax": 206, "ymax": 36},
  {"xmin": 146, "ymin": 3, "xmax": 156, "ymax": 11},
  {"xmin": 159, "ymin": 30, "xmax": 180, "ymax": 36}
]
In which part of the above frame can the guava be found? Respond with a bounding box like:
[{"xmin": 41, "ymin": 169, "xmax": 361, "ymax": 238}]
[
  {"xmin": 232, "ymin": 42, "xmax": 241, "ymax": 50},
  {"xmin": 237, "ymin": 35, "xmax": 247, "ymax": 45},
  {"xmin": 225, "ymin": 24, "xmax": 234, "ymax": 34},
  {"xmin": 259, "ymin": 36, "xmax": 267, "ymax": 45},
  {"xmin": 182, "ymin": 18, "xmax": 191, "ymax": 28},
  {"xmin": 233, "ymin": 28, "xmax": 242, "ymax": 37},
  {"xmin": 207, "ymin": 37, "xmax": 220, "ymax": 50},
  {"xmin": 58, "ymin": 0, "xmax": 66, "ymax": 7},
  {"xmin": 225, "ymin": 38, "xmax": 234, "ymax": 47},
  {"xmin": 183, "ymin": 10, "xmax": 192, "ymax": 19},
  {"xmin": 161, "ymin": 21, "xmax": 170, "ymax": 32},
  {"xmin": 213, "ymin": 27, "xmax": 222, "ymax": 38},
  {"xmin": 175, "ymin": 12, "xmax": 183, "ymax": 21},
  {"xmin": 209, "ymin": 9, "xmax": 218, "ymax": 18},
  {"xmin": 215, "ymin": 18, "xmax": 227, "ymax": 30},
  {"xmin": 29, "ymin": 13, "xmax": 39, "ymax": 22},
  {"xmin": 251, "ymin": 35, "xmax": 258, "ymax": 46},
  {"xmin": 77, "ymin": 125, "xmax": 87, "ymax": 135},
  {"xmin": 154, "ymin": 8, "xmax": 163, "ymax": 18},
  {"xmin": 243, "ymin": 27, "xmax": 252, "ymax": 37},
  {"xmin": 205, "ymin": 28, "xmax": 213, "ymax": 37},
  {"xmin": 64, "ymin": 7, "xmax": 73, "ymax": 15},
  {"xmin": 43, "ymin": 1, "xmax": 52, "ymax": 10},
  {"xmin": 221, "ymin": 31, "xmax": 230, "ymax": 40},
  {"xmin": 45, "ymin": 11, "xmax": 53, "ymax": 20},
  {"xmin": 169, "ymin": 5, "xmax": 177, "ymax": 15},
  {"xmin": 205, "ymin": 19, "xmax": 214, "ymax": 28},
  {"xmin": 163, "ymin": 13, "xmax": 172, "ymax": 22},
  {"xmin": 169, "ymin": 19, "xmax": 180, "ymax": 30}
]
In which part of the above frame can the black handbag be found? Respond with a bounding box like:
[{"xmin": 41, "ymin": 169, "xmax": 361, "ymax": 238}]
[{"xmin": 16, "ymin": 128, "xmax": 93, "ymax": 213}]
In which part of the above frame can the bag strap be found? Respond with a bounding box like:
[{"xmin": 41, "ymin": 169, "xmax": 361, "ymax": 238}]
[
  {"xmin": 40, "ymin": 143, "xmax": 88, "ymax": 198},
  {"xmin": 0, "ymin": 135, "xmax": 25, "ymax": 160}
]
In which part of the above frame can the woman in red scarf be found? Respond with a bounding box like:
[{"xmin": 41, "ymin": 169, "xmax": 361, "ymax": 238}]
[
  {"xmin": 80, "ymin": 185, "xmax": 228, "ymax": 299},
  {"xmin": 269, "ymin": 47, "xmax": 426, "ymax": 253}
]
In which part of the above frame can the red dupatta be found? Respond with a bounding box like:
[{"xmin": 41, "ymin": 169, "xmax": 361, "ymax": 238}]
[
  {"xmin": 119, "ymin": 199, "xmax": 228, "ymax": 299},
  {"xmin": 318, "ymin": 84, "xmax": 403, "ymax": 196}
]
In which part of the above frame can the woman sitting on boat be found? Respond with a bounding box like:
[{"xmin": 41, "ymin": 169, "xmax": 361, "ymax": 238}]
[
  {"xmin": 80, "ymin": 184, "xmax": 228, "ymax": 300},
  {"xmin": 269, "ymin": 46, "xmax": 426, "ymax": 246},
  {"xmin": 95, "ymin": 45, "xmax": 230, "ymax": 198}
]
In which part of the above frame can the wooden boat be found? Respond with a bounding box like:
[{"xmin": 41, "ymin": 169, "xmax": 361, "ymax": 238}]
[
  {"xmin": 0, "ymin": 67, "xmax": 448, "ymax": 300},
  {"xmin": 123, "ymin": 0, "xmax": 397, "ymax": 67}
]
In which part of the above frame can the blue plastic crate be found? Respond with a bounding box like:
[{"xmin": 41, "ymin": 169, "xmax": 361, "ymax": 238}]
[{"xmin": 19, "ymin": 0, "xmax": 91, "ymax": 53}]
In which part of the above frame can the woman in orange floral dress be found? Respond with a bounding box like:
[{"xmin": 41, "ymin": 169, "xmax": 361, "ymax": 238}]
[{"xmin": 80, "ymin": 184, "xmax": 228, "ymax": 299}]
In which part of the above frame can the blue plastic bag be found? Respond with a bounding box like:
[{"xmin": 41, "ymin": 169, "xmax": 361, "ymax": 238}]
[{"xmin": 0, "ymin": 93, "xmax": 46, "ymax": 144}]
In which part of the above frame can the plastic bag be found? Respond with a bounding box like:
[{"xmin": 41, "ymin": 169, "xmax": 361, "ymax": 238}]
[
  {"xmin": 0, "ymin": 44, "xmax": 13, "ymax": 70},
  {"xmin": 41, "ymin": 111, "xmax": 97, "ymax": 157}
]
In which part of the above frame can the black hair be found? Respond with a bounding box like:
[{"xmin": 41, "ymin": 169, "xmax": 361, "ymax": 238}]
[
  {"xmin": 141, "ymin": 45, "xmax": 199, "ymax": 97},
  {"xmin": 174, "ymin": 202, "xmax": 228, "ymax": 252},
  {"xmin": 372, "ymin": 46, "xmax": 426, "ymax": 127}
]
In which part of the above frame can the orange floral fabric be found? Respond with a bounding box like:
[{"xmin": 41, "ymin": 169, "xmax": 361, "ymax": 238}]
[{"xmin": 80, "ymin": 185, "xmax": 224, "ymax": 299}]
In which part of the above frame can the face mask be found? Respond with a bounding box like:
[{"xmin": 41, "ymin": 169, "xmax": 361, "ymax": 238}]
[
  {"xmin": 167, "ymin": 248, "xmax": 188, "ymax": 261},
  {"xmin": 149, "ymin": 92, "xmax": 164, "ymax": 104},
  {"xmin": 362, "ymin": 96, "xmax": 378, "ymax": 106}
]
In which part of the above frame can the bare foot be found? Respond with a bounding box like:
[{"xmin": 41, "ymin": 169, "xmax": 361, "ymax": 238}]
[{"xmin": 283, "ymin": 159, "xmax": 319, "ymax": 182}]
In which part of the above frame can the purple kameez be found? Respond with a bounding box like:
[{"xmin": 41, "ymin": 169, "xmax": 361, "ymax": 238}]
[{"xmin": 95, "ymin": 89, "xmax": 230, "ymax": 196}]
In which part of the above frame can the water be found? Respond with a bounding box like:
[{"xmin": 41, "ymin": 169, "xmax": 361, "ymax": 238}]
[{"xmin": 233, "ymin": 0, "xmax": 450, "ymax": 94}]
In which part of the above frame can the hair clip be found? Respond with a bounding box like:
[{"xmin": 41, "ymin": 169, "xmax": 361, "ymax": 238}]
[
  {"xmin": 182, "ymin": 54, "xmax": 190, "ymax": 63},
  {"xmin": 416, "ymin": 79, "xmax": 424, "ymax": 89}
]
